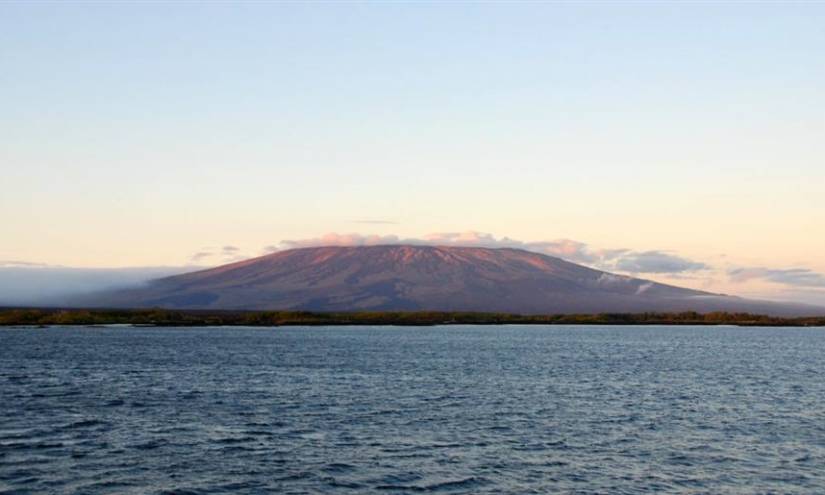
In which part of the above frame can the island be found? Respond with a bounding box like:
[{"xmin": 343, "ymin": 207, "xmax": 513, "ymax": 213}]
[{"xmin": 1, "ymin": 308, "xmax": 824, "ymax": 327}]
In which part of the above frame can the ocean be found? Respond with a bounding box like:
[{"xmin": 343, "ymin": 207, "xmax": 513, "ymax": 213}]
[{"xmin": 1, "ymin": 325, "xmax": 824, "ymax": 494}]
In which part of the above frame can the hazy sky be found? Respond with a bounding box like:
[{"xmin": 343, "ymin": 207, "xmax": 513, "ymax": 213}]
[{"xmin": 1, "ymin": 2, "xmax": 823, "ymax": 304}]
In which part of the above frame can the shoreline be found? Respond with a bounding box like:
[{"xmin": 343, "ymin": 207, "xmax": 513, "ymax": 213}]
[{"xmin": 2, "ymin": 308, "xmax": 824, "ymax": 327}]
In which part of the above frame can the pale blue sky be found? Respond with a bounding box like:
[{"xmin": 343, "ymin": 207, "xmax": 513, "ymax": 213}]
[{"xmin": 1, "ymin": 1, "xmax": 824, "ymax": 302}]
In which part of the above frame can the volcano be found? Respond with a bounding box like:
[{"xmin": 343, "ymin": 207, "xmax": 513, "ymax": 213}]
[{"xmin": 81, "ymin": 245, "xmax": 822, "ymax": 316}]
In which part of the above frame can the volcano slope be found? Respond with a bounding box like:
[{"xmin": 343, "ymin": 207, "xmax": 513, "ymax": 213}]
[{"xmin": 84, "ymin": 245, "xmax": 820, "ymax": 316}]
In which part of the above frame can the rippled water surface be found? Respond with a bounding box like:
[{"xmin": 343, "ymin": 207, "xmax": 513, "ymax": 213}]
[{"xmin": 2, "ymin": 325, "xmax": 825, "ymax": 494}]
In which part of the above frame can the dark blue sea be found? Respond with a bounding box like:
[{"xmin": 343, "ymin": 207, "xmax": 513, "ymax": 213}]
[{"xmin": 1, "ymin": 325, "xmax": 824, "ymax": 494}]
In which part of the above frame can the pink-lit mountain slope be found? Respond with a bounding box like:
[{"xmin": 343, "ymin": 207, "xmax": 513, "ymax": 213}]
[{"xmin": 86, "ymin": 245, "xmax": 821, "ymax": 316}]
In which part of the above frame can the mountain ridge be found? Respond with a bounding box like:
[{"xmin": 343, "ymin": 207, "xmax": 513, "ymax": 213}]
[{"xmin": 81, "ymin": 245, "xmax": 821, "ymax": 316}]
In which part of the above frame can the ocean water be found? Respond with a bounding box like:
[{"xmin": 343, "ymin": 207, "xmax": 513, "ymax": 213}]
[{"xmin": 1, "ymin": 325, "xmax": 824, "ymax": 494}]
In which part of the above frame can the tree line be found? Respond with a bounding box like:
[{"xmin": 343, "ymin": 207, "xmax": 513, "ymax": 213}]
[{"xmin": 1, "ymin": 308, "xmax": 823, "ymax": 327}]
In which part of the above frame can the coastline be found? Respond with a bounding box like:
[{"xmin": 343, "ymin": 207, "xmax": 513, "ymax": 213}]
[{"xmin": 2, "ymin": 308, "xmax": 824, "ymax": 327}]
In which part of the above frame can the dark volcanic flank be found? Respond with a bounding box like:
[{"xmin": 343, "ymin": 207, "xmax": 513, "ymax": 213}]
[{"xmin": 81, "ymin": 245, "xmax": 822, "ymax": 316}]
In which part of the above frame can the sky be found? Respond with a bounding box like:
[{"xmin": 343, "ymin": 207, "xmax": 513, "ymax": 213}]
[{"xmin": 1, "ymin": 1, "xmax": 824, "ymax": 305}]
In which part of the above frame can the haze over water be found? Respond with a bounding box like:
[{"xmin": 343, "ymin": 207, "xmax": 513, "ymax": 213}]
[{"xmin": 2, "ymin": 325, "xmax": 824, "ymax": 494}]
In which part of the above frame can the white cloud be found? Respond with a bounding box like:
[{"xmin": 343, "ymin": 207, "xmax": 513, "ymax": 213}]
[
  {"xmin": 0, "ymin": 266, "xmax": 196, "ymax": 306},
  {"xmin": 189, "ymin": 246, "xmax": 248, "ymax": 264},
  {"xmin": 613, "ymin": 251, "xmax": 709, "ymax": 274},
  {"xmin": 352, "ymin": 220, "xmax": 398, "ymax": 225},
  {"xmin": 0, "ymin": 260, "xmax": 51, "ymax": 268},
  {"xmin": 280, "ymin": 233, "xmax": 405, "ymax": 249},
  {"xmin": 729, "ymin": 267, "xmax": 825, "ymax": 288}
]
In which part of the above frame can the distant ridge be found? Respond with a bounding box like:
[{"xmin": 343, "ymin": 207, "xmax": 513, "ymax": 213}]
[{"xmin": 80, "ymin": 245, "xmax": 822, "ymax": 316}]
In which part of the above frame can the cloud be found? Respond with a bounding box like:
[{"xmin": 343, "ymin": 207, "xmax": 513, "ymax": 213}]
[
  {"xmin": 189, "ymin": 246, "xmax": 248, "ymax": 264},
  {"xmin": 0, "ymin": 260, "xmax": 51, "ymax": 268},
  {"xmin": 352, "ymin": 220, "xmax": 398, "ymax": 225},
  {"xmin": 280, "ymin": 233, "xmax": 406, "ymax": 250},
  {"xmin": 0, "ymin": 266, "xmax": 197, "ymax": 306},
  {"xmin": 529, "ymin": 240, "xmax": 603, "ymax": 264},
  {"xmin": 729, "ymin": 267, "xmax": 825, "ymax": 288},
  {"xmin": 190, "ymin": 251, "xmax": 214, "ymax": 262},
  {"xmin": 613, "ymin": 251, "xmax": 709, "ymax": 274},
  {"xmin": 596, "ymin": 248, "xmax": 631, "ymax": 261}
]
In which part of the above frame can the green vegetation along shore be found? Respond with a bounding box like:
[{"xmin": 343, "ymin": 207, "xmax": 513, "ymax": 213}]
[{"xmin": 1, "ymin": 308, "xmax": 824, "ymax": 327}]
